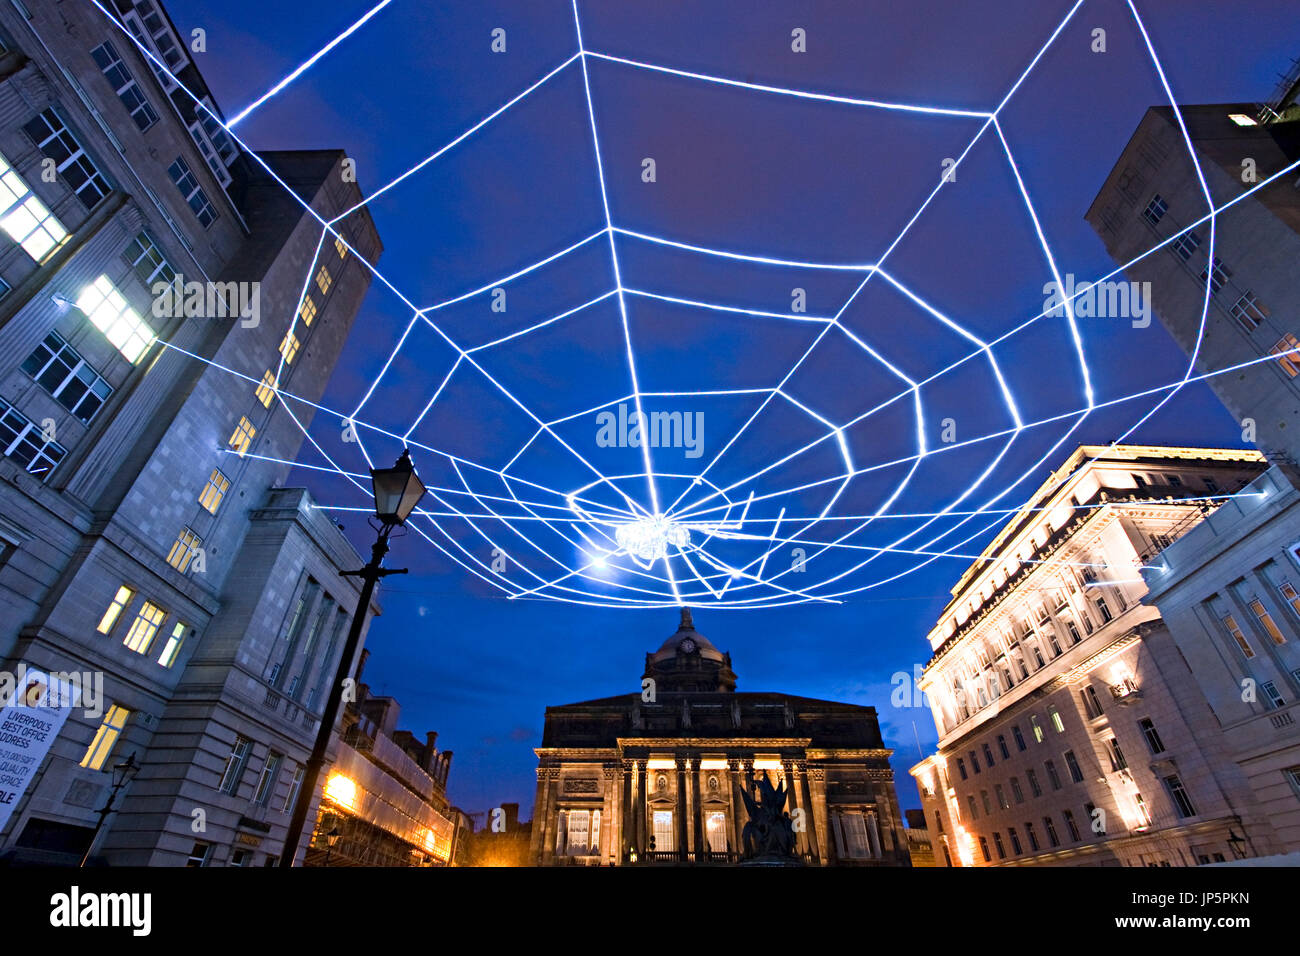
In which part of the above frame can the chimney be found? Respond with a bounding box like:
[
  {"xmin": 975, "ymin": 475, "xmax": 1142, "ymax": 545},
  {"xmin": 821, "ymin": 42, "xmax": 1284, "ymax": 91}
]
[
  {"xmin": 422, "ymin": 731, "xmax": 439, "ymax": 771},
  {"xmin": 503, "ymin": 802, "xmax": 519, "ymax": 829}
]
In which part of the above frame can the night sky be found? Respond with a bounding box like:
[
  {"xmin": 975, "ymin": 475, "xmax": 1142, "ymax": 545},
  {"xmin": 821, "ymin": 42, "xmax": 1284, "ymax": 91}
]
[{"xmin": 155, "ymin": 0, "xmax": 1298, "ymax": 819}]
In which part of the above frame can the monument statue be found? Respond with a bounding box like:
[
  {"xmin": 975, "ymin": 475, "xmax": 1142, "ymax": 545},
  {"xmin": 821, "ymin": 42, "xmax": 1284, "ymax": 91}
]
[{"xmin": 737, "ymin": 772, "xmax": 801, "ymax": 864}]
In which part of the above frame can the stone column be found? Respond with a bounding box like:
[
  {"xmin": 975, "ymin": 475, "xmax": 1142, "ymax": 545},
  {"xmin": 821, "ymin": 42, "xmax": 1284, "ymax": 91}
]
[
  {"xmin": 621, "ymin": 759, "xmax": 633, "ymax": 864},
  {"xmin": 796, "ymin": 759, "xmax": 819, "ymax": 863},
  {"xmin": 529, "ymin": 767, "xmax": 558, "ymax": 865},
  {"xmin": 728, "ymin": 758, "xmax": 744, "ymax": 856},
  {"xmin": 675, "ymin": 756, "xmax": 688, "ymax": 860},
  {"xmin": 690, "ymin": 757, "xmax": 704, "ymax": 860},
  {"xmin": 831, "ymin": 807, "xmax": 846, "ymax": 861},
  {"xmin": 602, "ymin": 765, "xmax": 617, "ymax": 864},
  {"xmin": 782, "ymin": 759, "xmax": 801, "ymax": 859},
  {"xmin": 635, "ymin": 759, "xmax": 647, "ymax": 857},
  {"xmin": 809, "ymin": 766, "xmax": 830, "ymax": 862}
]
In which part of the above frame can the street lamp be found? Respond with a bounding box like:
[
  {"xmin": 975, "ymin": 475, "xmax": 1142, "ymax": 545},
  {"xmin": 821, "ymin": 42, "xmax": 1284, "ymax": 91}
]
[
  {"xmin": 323, "ymin": 826, "xmax": 341, "ymax": 866},
  {"xmin": 79, "ymin": 751, "xmax": 139, "ymax": 867},
  {"xmin": 279, "ymin": 449, "xmax": 426, "ymax": 867}
]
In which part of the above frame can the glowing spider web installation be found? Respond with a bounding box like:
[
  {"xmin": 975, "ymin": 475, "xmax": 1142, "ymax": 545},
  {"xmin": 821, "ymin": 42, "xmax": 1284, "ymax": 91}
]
[{"xmin": 95, "ymin": 0, "xmax": 1300, "ymax": 608}]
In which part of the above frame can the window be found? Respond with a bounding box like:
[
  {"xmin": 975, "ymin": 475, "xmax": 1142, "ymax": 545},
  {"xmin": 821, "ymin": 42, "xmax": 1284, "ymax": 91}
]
[
  {"xmin": 1107, "ymin": 737, "xmax": 1127, "ymax": 772},
  {"xmin": 334, "ymin": 235, "xmax": 347, "ymax": 259},
  {"xmin": 1248, "ymin": 598, "xmax": 1287, "ymax": 645},
  {"xmin": 315, "ymin": 265, "xmax": 332, "ymax": 295},
  {"xmin": 1045, "ymin": 760, "xmax": 1062, "ymax": 791},
  {"xmin": 1026, "ymin": 769, "xmax": 1042, "ymax": 798},
  {"xmin": 1271, "ymin": 334, "xmax": 1300, "ymax": 378},
  {"xmin": 1049, "ymin": 705, "xmax": 1065, "ymax": 733},
  {"xmin": 1222, "ymin": 613, "xmax": 1255, "ymax": 658},
  {"xmin": 283, "ymin": 766, "xmax": 304, "ymax": 812},
  {"xmin": 1171, "ymin": 230, "xmax": 1200, "ymax": 261},
  {"xmin": 80, "ymin": 704, "xmax": 129, "ymax": 770},
  {"xmin": 1045, "ymin": 630, "xmax": 1062, "ymax": 656},
  {"xmin": 229, "ymin": 416, "xmax": 256, "ymax": 456},
  {"xmin": 1284, "ymin": 767, "xmax": 1300, "ymax": 801},
  {"xmin": 705, "ymin": 811, "xmax": 728, "ymax": 853},
  {"xmin": 1261, "ymin": 681, "xmax": 1286, "ymax": 709},
  {"xmin": 981, "ymin": 790, "xmax": 991, "ymax": 814},
  {"xmin": 126, "ymin": 0, "xmax": 189, "ymax": 88},
  {"xmin": 124, "ymin": 231, "xmax": 176, "ymax": 290},
  {"xmin": 91, "ymin": 41, "xmax": 158, "ymax": 131},
  {"xmin": 1012, "ymin": 725, "xmax": 1026, "ymax": 751},
  {"xmin": 1025, "ymin": 822, "xmax": 1040, "ymax": 852},
  {"xmin": 1139, "ymin": 718, "xmax": 1166, "ymax": 755},
  {"xmin": 167, "ymin": 157, "xmax": 217, "ymax": 227},
  {"xmin": 279, "ymin": 332, "xmax": 300, "ymax": 365},
  {"xmin": 1063, "ymin": 809, "xmax": 1081, "ymax": 842},
  {"xmin": 956, "ymin": 758, "xmax": 967, "ymax": 781},
  {"xmin": 1008, "ymin": 827, "xmax": 1022, "ymax": 855},
  {"xmin": 0, "ymin": 397, "xmax": 68, "ymax": 479},
  {"xmin": 992, "ymin": 831, "xmax": 1006, "ymax": 859},
  {"xmin": 1043, "ymin": 816, "xmax": 1060, "ymax": 848},
  {"xmin": 97, "ymin": 585, "xmax": 135, "ymax": 634},
  {"xmin": 1279, "ymin": 581, "xmax": 1300, "ymax": 620},
  {"xmin": 230, "ymin": 849, "xmax": 249, "ymax": 867},
  {"xmin": 186, "ymin": 842, "xmax": 212, "ymax": 867},
  {"xmin": 1084, "ymin": 802, "xmax": 1101, "ymax": 835},
  {"xmin": 1200, "ymin": 256, "xmax": 1231, "ymax": 294},
  {"xmin": 0, "ymin": 152, "xmax": 68, "ymax": 261},
  {"xmin": 123, "ymin": 600, "xmax": 164, "ymax": 653},
  {"xmin": 166, "ymin": 527, "xmax": 202, "ymax": 573},
  {"xmin": 187, "ymin": 107, "xmax": 236, "ymax": 187},
  {"xmin": 651, "ymin": 810, "xmax": 674, "ymax": 853},
  {"xmin": 1030, "ymin": 715, "xmax": 1044, "ymax": 743},
  {"xmin": 158, "ymin": 621, "xmax": 187, "ymax": 668},
  {"xmin": 255, "ymin": 752, "xmax": 283, "ymax": 806},
  {"xmin": 1164, "ymin": 774, "xmax": 1196, "ymax": 818},
  {"xmin": 218, "ymin": 735, "xmax": 251, "ymax": 795},
  {"xmin": 1094, "ymin": 596, "xmax": 1113, "ymax": 624},
  {"xmin": 1081, "ymin": 685, "xmax": 1104, "ymax": 718},
  {"xmin": 982, "ymin": 743, "xmax": 995, "ymax": 767},
  {"xmin": 1230, "ymin": 291, "xmax": 1268, "ymax": 332},
  {"xmin": 1065, "ymin": 620, "xmax": 1082, "ymax": 645},
  {"xmin": 22, "ymin": 332, "xmax": 113, "ymax": 424},
  {"xmin": 978, "ymin": 835, "xmax": 991, "ymax": 862},
  {"xmin": 841, "ymin": 812, "xmax": 870, "ymax": 858},
  {"xmin": 24, "ymin": 109, "xmax": 111, "ymax": 209},
  {"xmin": 997, "ymin": 734, "xmax": 1009, "ymax": 759},
  {"xmin": 1142, "ymin": 194, "xmax": 1168, "ymax": 226},
  {"xmin": 76, "ymin": 275, "xmax": 157, "ymax": 364},
  {"xmin": 995, "ymin": 784, "xmax": 1009, "ymax": 809},
  {"xmin": 198, "ymin": 469, "xmax": 230, "ymax": 514},
  {"xmin": 1010, "ymin": 777, "xmax": 1024, "ymax": 804},
  {"xmin": 966, "ymin": 795, "xmax": 978, "ymax": 820},
  {"xmin": 1064, "ymin": 750, "xmax": 1085, "ymax": 783},
  {"xmin": 1133, "ymin": 793, "xmax": 1152, "ymax": 827},
  {"xmin": 298, "ymin": 295, "xmax": 317, "ymax": 326},
  {"xmin": 255, "ymin": 371, "xmax": 277, "ymax": 408},
  {"xmin": 969, "ymin": 750, "xmax": 980, "ymax": 774}
]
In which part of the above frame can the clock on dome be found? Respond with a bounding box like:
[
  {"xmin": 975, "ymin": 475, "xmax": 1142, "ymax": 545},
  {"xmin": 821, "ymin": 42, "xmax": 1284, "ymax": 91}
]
[{"xmin": 678, "ymin": 637, "xmax": 697, "ymax": 655}]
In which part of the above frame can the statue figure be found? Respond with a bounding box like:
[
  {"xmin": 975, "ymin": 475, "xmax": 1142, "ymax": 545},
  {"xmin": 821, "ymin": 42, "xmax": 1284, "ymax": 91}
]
[{"xmin": 737, "ymin": 771, "xmax": 801, "ymax": 864}]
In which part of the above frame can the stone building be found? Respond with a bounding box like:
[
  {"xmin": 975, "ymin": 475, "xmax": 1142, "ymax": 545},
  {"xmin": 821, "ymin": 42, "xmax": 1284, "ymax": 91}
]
[
  {"xmin": 0, "ymin": 0, "xmax": 383, "ymax": 865},
  {"xmin": 910, "ymin": 445, "xmax": 1279, "ymax": 867},
  {"xmin": 1141, "ymin": 465, "xmax": 1300, "ymax": 855},
  {"xmin": 530, "ymin": 609, "xmax": 910, "ymax": 866},
  {"xmin": 1086, "ymin": 77, "xmax": 1300, "ymax": 482}
]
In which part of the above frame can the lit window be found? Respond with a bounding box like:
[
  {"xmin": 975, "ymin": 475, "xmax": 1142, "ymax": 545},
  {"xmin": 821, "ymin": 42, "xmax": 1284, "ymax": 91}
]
[
  {"xmin": 279, "ymin": 332, "xmax": 300, "ymax": 365},
  {"xmin": 315, "ymin": 265, "xmax": 332, "ymax": 295},
  {"xmin": 198, "ymin": 468, "xmax": 230, "ymax": 514},
  {"xmin": 229, "ymin": 416, "xmax": 255, "ymax": 456},
  {"xmin": 255, "ymin": 370, "xmax": 276, "ymax": 407},
  {"xmin": 1248, "ymin": 598, "xmax": 1286, "ymax": 645},
  {"xmin": 705, "ymin": 810, "xmax": 728, "ymax": 853},
  {"xmin": 76, "ymin": 274, "xmax": 157, "ymax": 363},
  {"xmin": 24, "ymin": 108, "xmax": 111, "ymax": 210},
  {"xmin": 123, "ymin": 599, "xmax": 165, "ymax": 653},
  {"xmin": 1030, "ymin": 715, "xmax": 1044, "ymax": 743},
  {"xmin": 1270, "ymin": 334, "xmax": 1300, "ymax": 378},
  {"xmin": 1141, "ymin": 195, "xmax": 1168, "ymax": 226},
  {"xmin": 1222, "ymin": 614, "xmax": 1254, "ymax": 658},
  {"xmin": 334, "ymin": 235, "xmax": 347, "ymax": 259},
  {"xmin": 1199, "ymin": 256, "xmax": 1232, "ymax": 294},
  {"xmin": 218, "ymin": 735, "xmax": 251, "ymax": 795},
  {"xmin": 96, "ymin": 585, "xmax": 135, "ymax": 634},
  {"xmin": 651, "ymin": 809, "xmax": 674, "ymax": 853},
  {"xmin": 0, "ymin": 397, "xmax": 67, "ymax": 479},
  {"xmin": 1171, "ymin": 231, "xmax": 1200, "ymax": 262},
  {"xmin": 0, "ymin": 152, "xmax": 69, "ymax": 261},
  {"xmin": 91, "ymin": 40, "xmax": 159, "ymax": 131},
  {"xmin": 21, "ymin": 331, "xmax": 113, "ymax": 424},
  {"xmin": 1279, "ymin": 581, "xmax": 1300, "ymax": 619},
  {"xmin": 1049, "ymin": 705, "xmax": 1065, "ymax": 733},
  {"xmin": 561, "ymin": 808, "xmax": 594, "ymax": 855},
  {"xmin": 80, "ymin": 704, "xmax": 130, "ymax": 770},
  {"xmin": 1228, "ymin": 113, "xmax": 1258, "ymax": 126},
  {"xmin": 158, "ymin": 621, "xmax": 187, "ymax": 668},
  {"xmin": 167, "ymin": 156, "xmax": 217, "ymax": 228},
  {"xmin": 167, "ymin": 527, "xmax": 202, "ymax": 572},
  {"xmin": 1230, "ymin": 291, "xmax": 1268, "ymax": 332},
  {"xmin": 298, "ymin": 295, "xmax": 317, "ymax": 326}
]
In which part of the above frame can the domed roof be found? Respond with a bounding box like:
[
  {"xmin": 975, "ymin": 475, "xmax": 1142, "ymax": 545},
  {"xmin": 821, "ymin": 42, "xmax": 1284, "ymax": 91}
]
[{"xmin": 651, "ymin": 607, "xmax": 725, "ymax": 663}]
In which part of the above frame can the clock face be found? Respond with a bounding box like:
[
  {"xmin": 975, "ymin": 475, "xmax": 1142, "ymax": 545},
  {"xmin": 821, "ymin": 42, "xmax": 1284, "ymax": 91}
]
[{"xmin": 679, "ymin": 638, "xmax": 697, "ymax": 654}]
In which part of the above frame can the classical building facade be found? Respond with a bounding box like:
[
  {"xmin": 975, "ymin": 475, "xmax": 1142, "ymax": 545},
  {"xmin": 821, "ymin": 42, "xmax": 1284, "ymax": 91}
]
[
  {"xmin": 531, "ymin": 609, "xmax": 910, "ymax": 866},
  {"xmin": 0, "ymin": 0, "xmax": 384, "ymax": 865},
  {"xmin": 1141, "ymin": 465, "xmax": 1300, "ymax": 854},
  {"xmin": 910, "ymin": 445, "xmax": 1281, "ymax": 867},
  {"xmin": 1086, "ymin": 77, "xmax": 1300, "ymax": 481}
]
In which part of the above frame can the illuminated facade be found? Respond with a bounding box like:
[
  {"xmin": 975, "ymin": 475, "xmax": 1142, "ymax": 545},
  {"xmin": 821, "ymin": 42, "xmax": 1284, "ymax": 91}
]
[
  {"xmin": 910, "ymin": 445, "xmax": 1280, "ymax": 867},
  {"xmin": 531, "ymin": 609, "xmax": 910, "ymax": 866},
  {"xmin": 0, "ymin": 0, "xmax": 382, "ymax": 865}
]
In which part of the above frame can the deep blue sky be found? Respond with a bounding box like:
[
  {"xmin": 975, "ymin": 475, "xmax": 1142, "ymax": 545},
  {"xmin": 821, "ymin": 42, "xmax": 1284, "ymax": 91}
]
[{"xmin": 158, "ymin": 0, "xmax": 1299, "ymax": 818}]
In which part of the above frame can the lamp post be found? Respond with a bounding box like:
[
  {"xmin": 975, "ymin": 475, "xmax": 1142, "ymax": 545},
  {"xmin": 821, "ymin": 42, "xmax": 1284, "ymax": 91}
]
[
  {"xmin": 279, "ymin": 449, "xmax": 426, "ymax": 867},
  {"xmin": 323, "ymin": 826, "xmax": 341, "ymax": 866},
  {"xmin": 79, "ymin": 751, "xmax": 139, "ymax": 867}
]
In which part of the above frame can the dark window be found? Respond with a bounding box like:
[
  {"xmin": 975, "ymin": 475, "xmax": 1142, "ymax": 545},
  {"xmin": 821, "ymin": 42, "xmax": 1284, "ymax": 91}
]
[
  {"xmin": 1107, "ymin": 737, "xmax": 1127, "ymax": 772},
  {"xmin": 1045, "ymin": 760, "xmax": 1062, "ymax": 791},
  {"xmin": 1043, "ymin": 816, "xmax": 1060, "ymax": 848},
  {"xmin": 1094, "ymin": 596, "xmax": 1113, "ymax": 624},
  {"xmin": 992, "ymin": 832, "xmax": 1006, "ymax": 859},
  {"xmin": 24, "ymin": 108, "xmax": 111, "ymax": 209},
  {"xmin": 1025, "ymin": 822, "xmax": 1040, "ymax": 852},
  {"xmin": 956, "ymin": 758, "xmax": 967, "ymax": 781},
  {"xmin": 1026, "ymin": 769, "xmax": 1042, "ymax": 798},
  {"xmin": 1063, "ymin": 809, "xmax": 1081, "ymax": 842},
  {"xmin": 91, "ymin": 40, "xmax": 159, "ymax": 131},
  {"xmin": 1064, "ymin": 750, "xmax": 1085, "ymax": 784},
  {"xmin": 1200, "ymin": 256, "xmax": 1232, "ymax": 294},
  {"xmin": 1081, "ymin": 685, "xmax": 1104, "ymax": 718},
  {"xmin": 978, "ymin": 836, "xmax": 991, "ymax": 862},
  {"xmin": 21, "ymin": 331, "xmax": 113, "ymax": 424},
  {"xmin": 1138, "ymin": 718, "xmax": 1165, "ymax": 755},
  {"xmin": 1008, "ymin": 827, "xmax": 1022, "ymax": 855},
  {"xmin": 1012, "ymin": 726, "xmax": 1026, "ymax": 751},
  {"xmin": 1164, "ymin": 774, "xmax": 1196, "ymax": 818},
  {"xmin": 0, "ymin": 397, "xmax": 67, "ymax": 479},
  {"xmin": 1171, "ymin": 230, "xmax": 1201, "ymax": 261},
  {"xmin": 1010, "ymin": 777, "xmax": 1024, "ymax": 804},
  {"xmin": 997, "ymin": 734, "xmax": 1010, "ymax": 759},
  {"xmin": 969, "ymin": 750, "xmax": 980, "ymax": 774},
  {"xmin": 1142, "ymin": 195, "xmax": 1168, "ymax": 226},
  {"xmin": 167, "ymin": 157, "xmax": 218, "ymax": 227},
  {"xmin": 982, "ymin": 743, "xmax": 995, "ymax": 767}
]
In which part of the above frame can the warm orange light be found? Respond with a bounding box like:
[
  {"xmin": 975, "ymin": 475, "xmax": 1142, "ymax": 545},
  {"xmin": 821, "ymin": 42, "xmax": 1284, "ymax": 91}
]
[
  {"xmin": 954, "ymin": 826, "xmax": 976, "ymax": 867},
  {"xmin": 324, "ymin": 773, "xmax": 357, "ymax": 810}
]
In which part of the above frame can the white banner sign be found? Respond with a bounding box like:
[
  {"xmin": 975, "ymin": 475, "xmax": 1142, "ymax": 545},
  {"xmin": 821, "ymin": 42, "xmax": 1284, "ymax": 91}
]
[{"xmin": 0, "ymin": 665, "xmax": 82, "ymax": 834}]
